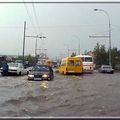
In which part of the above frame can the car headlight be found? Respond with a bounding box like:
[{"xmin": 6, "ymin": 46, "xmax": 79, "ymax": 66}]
[
  {"xmin": 42, "ymin": 74, "xmax": 48, "ymax": 78},
  {"xmin": 28, "ymin": 74, "xmax": 34, "ymax": 78}
]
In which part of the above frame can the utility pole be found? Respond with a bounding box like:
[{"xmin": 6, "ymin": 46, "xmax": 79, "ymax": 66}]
[
  {"xmin": 25, "ymin": 35, "xmax": 46, "ymax": 64},
  {"xmin": 23, "ymin": 21, "xmax": 26, "ymax": 66},
  {"xmin": 25, "ymin": 35, "xmax": 46, "ymax": 57},
  {"xmin": 94, "ymin": 9, "xmax": 112, "ymax": 66},
  {"xmin": 22, "ymin": 20, "xmax": 46, "ymax": 65}
]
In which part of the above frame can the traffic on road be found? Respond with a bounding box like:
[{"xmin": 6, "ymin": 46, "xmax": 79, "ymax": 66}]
[
  {"xmin": 0, "ymin": 69, "xmax": 119, "ymax": 117},
  {"xmin": 0, "ymin": 55, "xmax": 118, "ymax": 117},
  {"xmin": 0, "ymin": 2, "xmax": 120, "ymax": 118}
]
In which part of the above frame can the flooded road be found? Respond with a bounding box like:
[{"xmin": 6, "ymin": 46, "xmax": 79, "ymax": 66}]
[{"xmin": 0, "ymin": 71, "xmax": 120, "ymax": 117}]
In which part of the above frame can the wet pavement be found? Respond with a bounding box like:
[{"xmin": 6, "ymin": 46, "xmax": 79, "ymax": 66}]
[{"xmin": 0, "ymin": 71, "xmax": 120, "ymax": 117}]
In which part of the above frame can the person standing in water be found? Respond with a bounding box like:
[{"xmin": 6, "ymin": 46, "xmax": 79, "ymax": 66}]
[{"xmin": 2, "ymin": 61, "xmax": 9, "ymax": 76}]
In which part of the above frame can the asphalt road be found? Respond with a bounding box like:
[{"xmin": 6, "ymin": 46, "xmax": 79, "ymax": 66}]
[{"xmin": 0, "ymin": 70, "xmax": 120, "ymax": 117}]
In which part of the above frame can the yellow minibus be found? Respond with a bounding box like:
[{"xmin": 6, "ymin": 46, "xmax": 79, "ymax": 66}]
[{"xmin": 58, "ymin": 57, "xmax": 83, "ymax": 75}]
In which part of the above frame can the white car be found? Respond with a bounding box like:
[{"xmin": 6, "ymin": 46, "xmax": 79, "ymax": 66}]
[
  {"xmin": 99, "ymin": 65, "xmax": 114, "ymax": 74},
  {"xmin": 1, "ymin": 62, "xmax": 28, "ymax": 75}
]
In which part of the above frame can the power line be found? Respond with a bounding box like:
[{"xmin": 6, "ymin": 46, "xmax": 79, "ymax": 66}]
[
  {"xmin": 0, "ymin": 1, "xmax": 119, "ymax": 3},
  {"xmin": 0, "ymin": 26, "xmax": 23, "ymax": 29},
  {"xmin": 31, "ymin": 0, "xmax": 41, "ymax": 35},
  {"xmin": 23, "ymin": 0, "xmax": 38, "ymax": 35},
  {"xmin": 27, "ymin": 24, "xmax": 108, "ymax": 28}
]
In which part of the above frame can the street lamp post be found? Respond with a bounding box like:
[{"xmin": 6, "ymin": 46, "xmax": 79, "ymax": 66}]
[
  {"xmin": 23, "ymin": 21, "xmax": 26, "ymax": 66},
  {"xmin": 94, "ymin": 9, "xmax": 112, "ymax": 66}
]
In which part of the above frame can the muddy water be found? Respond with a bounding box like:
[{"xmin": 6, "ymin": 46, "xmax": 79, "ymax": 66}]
[{"xmin": 0, "ymin": 71, "xmax": 120, "ymax": 117}]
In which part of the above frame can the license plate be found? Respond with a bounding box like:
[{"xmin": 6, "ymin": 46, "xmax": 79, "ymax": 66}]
[
  {"xmin": 107, "ymin": 70, "xmax": 110, "ymax": 72},
  {"xmin": 34, "ymin": 78, "xmax": 42, "ymax": 80}
]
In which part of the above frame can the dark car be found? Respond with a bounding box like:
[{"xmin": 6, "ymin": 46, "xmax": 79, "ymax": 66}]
[
  {"xmin": 28, "ymin": 65, "xmax": 54, "ymax": 81},
  {"xmin": 99, "ymin": 65, "xmax": 114, "ymax": 74}
]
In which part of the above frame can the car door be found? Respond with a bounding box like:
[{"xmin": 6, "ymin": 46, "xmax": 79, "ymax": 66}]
[
  {"xmin": 20, "ymin": 64, "xmax": 25, "ymax": 75},
  {"xmin": 67, "ymin": 60, "xmax": 75, "ymax": 73},
  {"xmin": 24, "ymin": 66, "xmax": 28, "ymax": 75}
]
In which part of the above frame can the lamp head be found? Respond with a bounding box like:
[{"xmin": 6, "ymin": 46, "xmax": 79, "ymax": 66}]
[{"xmin": 94, "ymin": 9, "xmax": 98, "ymax": 11}]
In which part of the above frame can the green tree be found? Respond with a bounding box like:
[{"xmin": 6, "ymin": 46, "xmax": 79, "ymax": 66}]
[
  {"xmin": 25, "ymin": 54, "xmax": 36, "ymax": 66},
  {"xmin": 110, "ymin": 47, "xmax": 120, "ymax": 68},
  {"xmin": 17, "ymin": 54, "xmax": 36, "ymax": 66},
  {"xmin": 93, "ymin": 42, "xmax": 108, "ymax": 66},
  {"xmin": 93, "ymin": 43, "xmax": 120, "ymax": 68},
  {"xmin": 84, "ymin": 50, "xmax": 89, "ymax": 55}
]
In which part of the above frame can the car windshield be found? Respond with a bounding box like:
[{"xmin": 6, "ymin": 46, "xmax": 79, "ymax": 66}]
[
  {"xmin": 32, "ymin": 65, "xmax": 49, "ymax": 72},
  {"xmin": 102, "ymin": 65, "xmax": 112, "ymax": 69},
  {"xmin": 8, "ymin": 63, "xmax": 18, "ymax": 67}
]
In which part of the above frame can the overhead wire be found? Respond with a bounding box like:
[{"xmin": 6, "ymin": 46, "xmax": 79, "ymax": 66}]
[
  {"xmin": 31, "ymin": 0, "xmax": 47, "ymax": 55},
  {"xmin": 27, "ymin": 24, "xmax": 108, "ymax": 29},
  {"xmin": 23, "ymin": 0, "xmax": 38, "ymax": 35},
  {"xmin": 31, "ymin": 0, "xmax": 41, "ymax": 35}
]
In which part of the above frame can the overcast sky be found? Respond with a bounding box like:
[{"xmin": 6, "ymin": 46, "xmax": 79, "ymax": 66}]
[{"xmin": 0, "ymin": 1, "xmax": 120, "ymax": 59}]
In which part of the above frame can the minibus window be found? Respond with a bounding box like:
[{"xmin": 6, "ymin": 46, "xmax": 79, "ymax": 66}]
[
  {"xmin": 68, "ymin": 60, "xmax": 74, "ymax": 66},
  {"xmin": 75, "ymin": 60, "xmax": 81, "ymax": 66},
  {"xmin": 85, "ymin": 57, "xmax": 92, "ymax": 62}
]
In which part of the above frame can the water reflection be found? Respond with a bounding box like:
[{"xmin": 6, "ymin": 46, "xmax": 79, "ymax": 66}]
[{"xmin": 40, "ymin": 81, "xmax": 49, "ymax": 89}]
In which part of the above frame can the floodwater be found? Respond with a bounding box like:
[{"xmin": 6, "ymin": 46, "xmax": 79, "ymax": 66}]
[{"xmin": 0, "ymin": 71, "xmax": 120, "ymax": 117}]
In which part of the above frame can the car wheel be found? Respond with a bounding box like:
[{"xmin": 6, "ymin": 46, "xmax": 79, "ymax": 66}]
[
  {"xmin": 49, "ymin": 76, "xmax": 54, "ymax": 81},
  {"xmin": 1, "ymin": 72, "xmax": 4, "ymax": 76},
  {"xmin": 111, "ymin": 71, "xmax": 114, "ymax": 74},
  {"xmin": 19, "ymin": 72, "xmax": 21, "ymax": 76},
  {"xmin": 27, "ymin": 71, "xmax": 29, "ymax": 75}
]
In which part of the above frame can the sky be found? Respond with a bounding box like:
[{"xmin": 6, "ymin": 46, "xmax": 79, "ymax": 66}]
[{"xmin": 0, "ymin": 1, "xmax": 120, "ymax": 59}]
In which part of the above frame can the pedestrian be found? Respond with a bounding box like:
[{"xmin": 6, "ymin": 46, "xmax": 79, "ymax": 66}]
[
  {"xmin": 2, "ymin": 61, "xmax": 9, "ymax": 76},
  {"xmin": 47, "ymin": 65, "xmax": 54, "ymax": 80}
]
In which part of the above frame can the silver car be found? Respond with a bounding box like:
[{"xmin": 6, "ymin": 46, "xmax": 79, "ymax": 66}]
[{"xmin": 99, "ymin": 65, "xmax": 114, "ymax": 74}]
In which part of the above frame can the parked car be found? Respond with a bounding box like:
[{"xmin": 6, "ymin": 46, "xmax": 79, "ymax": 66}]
[
  {"xmin": 28, "ymin": 65, "xmax": 54, "ymax": 81},
  {"xmin": 1, "ymin": 62, "xmax": 28, "ymax": 75},
  {"xmin": 99, "ymin": 65, "xmax": 114, "ymax": 74},
  {"xmin": 25, "ymin": 66, "xmax": 33, "ymax": 74}
]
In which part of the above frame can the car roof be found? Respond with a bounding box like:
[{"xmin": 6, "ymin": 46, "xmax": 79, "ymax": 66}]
[
  {"xmin": 8, "ymin": 62, "xmax": 22, "ymax": 65},
  {"xmin": 101, "ymin": 65, "xmax": 112, "ymax": 68},
  {"xmin": 36, "ymin": 64, "xmax": 48, "ymax": 67}
]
